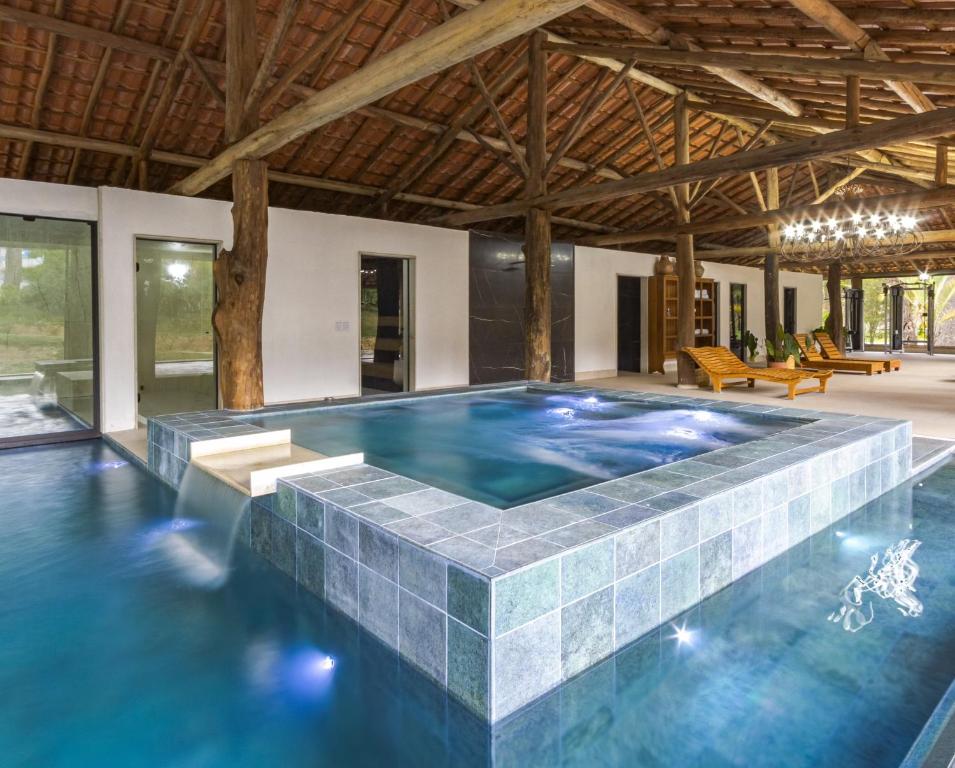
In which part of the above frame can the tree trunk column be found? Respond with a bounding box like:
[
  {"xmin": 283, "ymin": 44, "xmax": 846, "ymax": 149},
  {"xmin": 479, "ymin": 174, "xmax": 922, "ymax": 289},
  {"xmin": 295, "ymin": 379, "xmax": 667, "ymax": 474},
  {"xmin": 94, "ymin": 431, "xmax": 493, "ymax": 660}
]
[
  {"xmin": 673, "ymin": 93, "xmax": 696, "ymax": 387},
  {"xmin": 827, "ymin": 260, "xmax": 844, "ymax": 352},
  {"xmin": 764, "ymin": 167, "xmax": 781, "ymax": 361},
  {"xmin": 525, "ymin": 208, "xmax": 552, "ymax": 381},
  {"xmin": 214, "ymin": 159, "xmax": 268, "ymax": 410},
  {"xmin": 524, "ymin": 30, "xmax": 551, "ymax": 382},
  {"xmin": 764, "ymin": 253, "xmax": 780, "ymax": 359}
]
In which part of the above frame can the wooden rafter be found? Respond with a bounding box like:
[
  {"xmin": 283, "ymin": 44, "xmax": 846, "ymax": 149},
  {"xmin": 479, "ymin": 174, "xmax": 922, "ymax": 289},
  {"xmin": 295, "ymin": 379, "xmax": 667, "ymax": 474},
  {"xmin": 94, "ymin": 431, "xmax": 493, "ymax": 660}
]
[
  {"xmin": 127, "ymin": 0, "xmax": 215, "ymax": 188},
  {"xmin": 435, "ymin": 106, "xmax": 955, "ymax": 226},
  {"xmin": 585, "ymin": 0, "xmax": 803, "ymax": 117},
  {"xmin": 259, "ymin": 0, "xmax": 375, "ymax": 113},
  {"xmin": 545, "ymin": 57, "xmax": 635, "ymax": 177},
  {"xmin": 786, "ymin": 0, "xmax": 935, "ymax": 114},
  {"xmin": 244, "ymin": 0, "xmax": 303, "ymax": 119},
  {"xmin": 170, "ymin": 0, "xmax": 589, "ymax": 196},
  {"xmin": 17, "ymin": 0, "xmax": 64, "ymax": 179}
]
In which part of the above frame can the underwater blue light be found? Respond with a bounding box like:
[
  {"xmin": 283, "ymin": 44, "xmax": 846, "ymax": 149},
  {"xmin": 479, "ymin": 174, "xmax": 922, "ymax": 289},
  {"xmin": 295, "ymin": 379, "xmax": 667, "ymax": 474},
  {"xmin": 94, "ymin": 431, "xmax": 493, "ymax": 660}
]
[{"xmin": 669, "ymin": 621, "xmax": 695, "ymax": 647}]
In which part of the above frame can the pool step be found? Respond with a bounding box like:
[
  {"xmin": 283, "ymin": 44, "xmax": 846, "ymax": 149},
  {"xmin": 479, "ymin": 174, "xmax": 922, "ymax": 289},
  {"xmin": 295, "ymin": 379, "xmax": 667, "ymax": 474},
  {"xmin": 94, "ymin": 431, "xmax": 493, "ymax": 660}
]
[
  {"xmin": 911, "ymin": 435, "xmax": 955, "ymax": 476},
  {"xmin": 189, "ymin": 430, "xmax": 362, "ymax": 496}
]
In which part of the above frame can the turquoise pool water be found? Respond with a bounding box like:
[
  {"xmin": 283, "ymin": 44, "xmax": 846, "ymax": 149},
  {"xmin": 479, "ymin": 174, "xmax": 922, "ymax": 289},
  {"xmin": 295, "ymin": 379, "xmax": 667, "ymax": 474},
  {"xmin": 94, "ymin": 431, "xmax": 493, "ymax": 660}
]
[
  {"xmin": 242, "ymin": 389, "xmax": 803, "ymax": 507},
  {"xmin": 1, "ymin": 440, "xmax": 953, "ymax": 767}
]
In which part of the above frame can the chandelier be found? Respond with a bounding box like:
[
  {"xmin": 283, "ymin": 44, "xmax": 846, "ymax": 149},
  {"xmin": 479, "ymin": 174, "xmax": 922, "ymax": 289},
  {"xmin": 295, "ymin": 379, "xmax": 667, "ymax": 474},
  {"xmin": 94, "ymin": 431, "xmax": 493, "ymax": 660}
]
[{"xmin": 781, "ymin": 211, "xmax": 923, "ymax": 261}]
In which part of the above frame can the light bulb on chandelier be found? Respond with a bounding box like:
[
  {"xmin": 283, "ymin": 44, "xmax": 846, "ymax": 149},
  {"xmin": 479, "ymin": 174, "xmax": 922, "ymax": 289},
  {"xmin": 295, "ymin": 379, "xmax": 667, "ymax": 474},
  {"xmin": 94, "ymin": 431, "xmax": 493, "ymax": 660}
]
[{"xmin": 780, "ymin": 209, "xmax": 922, "ymax": 262}]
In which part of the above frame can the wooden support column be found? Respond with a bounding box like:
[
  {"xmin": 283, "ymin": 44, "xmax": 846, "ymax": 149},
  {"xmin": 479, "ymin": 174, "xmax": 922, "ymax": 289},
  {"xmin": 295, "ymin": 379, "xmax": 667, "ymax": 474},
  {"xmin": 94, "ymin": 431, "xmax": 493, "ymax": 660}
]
[
  {"xmin": 524, "ymin": 31, "xmax": 551, "ymax": 382},
  {"xmin": 215, "ymin": 0, "xmax": 268, "ymax": 410},
  {"xmin": 674, "ymin": 92, "xmax": 696, "ymax": 387},
  {"xmin": 827, "ymin": 261, "xmax": 845, "ymax": 352},
  {"xmin": 937, "ymin": 144, "xmax": 949, "ymax": 187},
  {"xmin": 846, "ymin": 75, "xmax": 860, "ymax": 128},
  {"xmin": 215, "ymin": 159, "xmax": 269, "ymax": 410},
  {"xmin": 764, "ymin": 166, "xmax": 781, "ymax": 361}
]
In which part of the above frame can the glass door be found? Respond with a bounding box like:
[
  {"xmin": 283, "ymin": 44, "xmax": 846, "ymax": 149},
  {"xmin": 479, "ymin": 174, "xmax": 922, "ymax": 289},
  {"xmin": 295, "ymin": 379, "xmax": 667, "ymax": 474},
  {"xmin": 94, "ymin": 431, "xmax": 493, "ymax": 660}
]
[
  {"xmin": 136, "ymin": 239, "xmax": 217, "ymax": 420},
  {"xmin": 729, "ymin": 283, "xmax": 746, "ymax": 361},
  {"xmin": 0, "ymin": 213, "xmax": 98, "ymax": 447},
  {"xmin": 360, "ymin": 255, "xmax": 412, "ymax": 395}
]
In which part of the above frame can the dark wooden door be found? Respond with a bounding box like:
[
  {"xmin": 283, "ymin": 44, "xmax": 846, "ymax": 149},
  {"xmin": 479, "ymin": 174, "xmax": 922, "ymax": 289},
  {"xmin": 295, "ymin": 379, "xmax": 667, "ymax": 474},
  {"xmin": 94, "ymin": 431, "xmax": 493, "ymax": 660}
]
[{"xmin": 617, "ymin": 276, "xmax": 641, "ymax": 372}]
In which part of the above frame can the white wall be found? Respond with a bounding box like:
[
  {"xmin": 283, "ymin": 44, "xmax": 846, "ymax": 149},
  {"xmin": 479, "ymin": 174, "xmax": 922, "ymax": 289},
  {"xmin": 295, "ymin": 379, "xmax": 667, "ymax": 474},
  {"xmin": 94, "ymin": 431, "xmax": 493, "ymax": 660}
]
[
  {"xmin": 95, "ymin": 187, "xmax": 469, "ymax": 432},
  {"xmin": 574, "ymin": 245, "xmax": 823, "ymax": 378},
  {"xmin": 0, "ymin": 178, "xmax": 98, "ymax": 221},
  {"xmin": 98, "ymin": 188, "xmax": 234, "ymax": 432},
  {"xmin": 3, "ymin": 176, "xmax": 823, "ymax": 433},
  {"xmin": 263, "ymin": 208, "xmax": 468, "ymax": 405}
]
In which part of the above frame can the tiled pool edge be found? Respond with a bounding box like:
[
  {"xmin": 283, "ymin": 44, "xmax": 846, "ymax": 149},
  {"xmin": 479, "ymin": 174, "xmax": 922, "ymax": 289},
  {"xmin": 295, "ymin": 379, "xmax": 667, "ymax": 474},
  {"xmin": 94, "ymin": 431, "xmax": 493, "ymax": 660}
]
[{"xmin": 144, "ymin": 386, "xmax": 913, "ymax": 724}]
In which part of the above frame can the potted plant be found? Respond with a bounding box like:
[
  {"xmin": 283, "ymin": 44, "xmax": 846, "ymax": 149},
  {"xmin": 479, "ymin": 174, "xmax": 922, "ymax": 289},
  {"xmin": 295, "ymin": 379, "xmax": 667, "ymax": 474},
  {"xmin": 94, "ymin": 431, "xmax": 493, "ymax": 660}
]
[
  {"xmin": 741, "ymin": 329, "xmax": 759, "ymax": 363},
  {"xmin": 765, "ymin": 324, "xmax": 800, "ymax": 369}
]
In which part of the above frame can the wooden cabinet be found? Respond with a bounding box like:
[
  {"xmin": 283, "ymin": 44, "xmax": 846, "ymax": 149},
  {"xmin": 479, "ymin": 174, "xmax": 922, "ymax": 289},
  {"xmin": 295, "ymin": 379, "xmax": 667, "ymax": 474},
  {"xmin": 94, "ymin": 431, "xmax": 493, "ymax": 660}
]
[{"xmin": 647, "ymin": 275, "xmax": 716, "ymax": 373}]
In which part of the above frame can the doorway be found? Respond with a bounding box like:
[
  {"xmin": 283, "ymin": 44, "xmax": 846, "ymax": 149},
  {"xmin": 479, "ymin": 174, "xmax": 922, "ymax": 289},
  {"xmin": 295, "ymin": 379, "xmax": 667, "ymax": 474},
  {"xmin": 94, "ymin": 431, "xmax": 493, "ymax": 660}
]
[
  {"xmin": 783, "ymin": 287, "xmax": 797, "ymax": 334},
  {"xmin": 729, "ymin": 283, "xmax": 746, "ymax": 361},
  {"xmin": 886, "ymin": 281, "xmax": 935, "ymax": 354},
  {"xmin": 135, "ymin": 239, "xmax": 217, "ymax": 420},
  {"xmin": 361, "ymin": 255, "xmax": 412, "ymax": 395},
  {"xmin": 844, "ymin": 286, "xmax": 864, "ymax": 352},
  {"xmin": 616, "ymin": 276, "xmax": 641, "ymax": 373}
]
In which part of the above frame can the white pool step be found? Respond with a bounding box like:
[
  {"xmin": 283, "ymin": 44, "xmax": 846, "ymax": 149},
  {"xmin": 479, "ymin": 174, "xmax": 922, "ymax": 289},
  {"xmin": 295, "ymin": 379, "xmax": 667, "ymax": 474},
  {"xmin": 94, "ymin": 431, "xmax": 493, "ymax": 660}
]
[{"xmin": 189, "ymin": 430, "xmax": 362, "ymax": 496}]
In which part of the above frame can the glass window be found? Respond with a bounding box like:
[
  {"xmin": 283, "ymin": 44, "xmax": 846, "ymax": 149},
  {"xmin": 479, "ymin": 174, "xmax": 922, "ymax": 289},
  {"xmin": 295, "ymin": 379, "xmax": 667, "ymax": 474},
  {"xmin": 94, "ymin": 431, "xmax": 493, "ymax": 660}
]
[{"xmin": 0, "ymin": 214, "xmax": 97, "ymax": 443}]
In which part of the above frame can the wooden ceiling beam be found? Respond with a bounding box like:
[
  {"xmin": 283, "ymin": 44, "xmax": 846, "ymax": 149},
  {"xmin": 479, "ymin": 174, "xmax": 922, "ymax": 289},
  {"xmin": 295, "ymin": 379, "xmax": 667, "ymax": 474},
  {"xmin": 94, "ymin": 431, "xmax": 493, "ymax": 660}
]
[
  {"xmin": 16, "ymin": 0, "xmax": 64, "ymax": 179},
  {"xmin": 637, "ymin": 6, "xmax": 955, "ymax": 26},
  {"xmin": 545, "ymin": 56, "xmax": 635, "ymax": 177},
  {"xmin": 244, "ymin": 0, "xmax": 303, "ymax": 119},
  {"xmin": 543, "ymin": 43, "xmax": 955, "ymax": 88},
  {"xmin": 127, "ymin": 0, "xmax": 215, "ymax": 188},
  {"xmin": 66, "ymin": 0, "xmax": 134, "ymax": 185},
  {"xmin": 786, "ymin": 0, "xmax": 935, "ymax": 114},
  {"xmin": 0, "ymin": 121, "xmax": 611, "ymax": 234},
  {"xmin": 586, "ymin": 0, "xmax": 803, "ymax": 116},
  {"xmin": 169, "ymin": 0, "xmax": 589, "ymax": 197},
  {"xmin": 434, "ymin": 106, "xmax": 955, "ymax": 226},
  {"xmin": 259, "ymin": 0, "xmax": 375, "ymax": 113},
  {"xmin": 0, "ymin": 0, "xmax": 780, "ymax": 164}
]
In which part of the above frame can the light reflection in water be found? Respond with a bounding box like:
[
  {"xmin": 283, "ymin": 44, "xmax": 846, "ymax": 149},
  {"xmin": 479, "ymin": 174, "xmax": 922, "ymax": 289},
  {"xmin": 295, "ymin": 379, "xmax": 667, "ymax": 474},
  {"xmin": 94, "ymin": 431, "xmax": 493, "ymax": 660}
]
[{"xmin": 829, "ymin": 538, "xmax": 923, "ymax": 633}]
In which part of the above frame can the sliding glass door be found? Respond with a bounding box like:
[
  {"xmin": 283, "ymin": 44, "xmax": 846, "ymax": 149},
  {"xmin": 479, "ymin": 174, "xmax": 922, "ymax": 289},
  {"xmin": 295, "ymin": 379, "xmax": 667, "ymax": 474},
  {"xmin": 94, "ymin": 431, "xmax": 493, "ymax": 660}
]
[{"xmin": 0, "ymin": 213, "xmax": 98, "ymax": 447}]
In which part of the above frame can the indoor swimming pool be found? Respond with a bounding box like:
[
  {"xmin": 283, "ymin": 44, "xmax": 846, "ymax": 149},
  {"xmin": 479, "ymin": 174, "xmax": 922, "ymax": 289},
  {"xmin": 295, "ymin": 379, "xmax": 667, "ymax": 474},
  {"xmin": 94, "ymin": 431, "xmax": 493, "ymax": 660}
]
[
  {"xmin": 1, "ymin": 440, "xmax": 952, "ymax": 766},
  {"xmin": 241, "ymin": 388, "xmax": 804, "ymax": 507}
]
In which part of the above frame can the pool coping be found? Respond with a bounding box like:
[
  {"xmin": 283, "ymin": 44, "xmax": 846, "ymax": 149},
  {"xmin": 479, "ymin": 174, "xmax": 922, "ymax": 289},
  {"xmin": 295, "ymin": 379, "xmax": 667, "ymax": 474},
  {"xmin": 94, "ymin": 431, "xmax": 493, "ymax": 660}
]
[{"xmin": 145, "ymin": 382, "xmax": 913, "ymax": 724}]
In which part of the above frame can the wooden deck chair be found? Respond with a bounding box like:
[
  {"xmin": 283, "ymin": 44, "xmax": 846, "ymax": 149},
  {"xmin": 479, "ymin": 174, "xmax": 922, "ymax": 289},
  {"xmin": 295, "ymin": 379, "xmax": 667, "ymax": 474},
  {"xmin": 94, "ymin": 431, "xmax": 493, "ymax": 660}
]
[
  {"xmin": 793, "ymin": 334, "xmax": 883, "ymax": 375},
  {"xmin": 814, "ymin": 331, "xmax": 901, "ymax": 372},
  {"xmin": 683, "ymin": 346, "xmax": 832, "ymax": 400}
]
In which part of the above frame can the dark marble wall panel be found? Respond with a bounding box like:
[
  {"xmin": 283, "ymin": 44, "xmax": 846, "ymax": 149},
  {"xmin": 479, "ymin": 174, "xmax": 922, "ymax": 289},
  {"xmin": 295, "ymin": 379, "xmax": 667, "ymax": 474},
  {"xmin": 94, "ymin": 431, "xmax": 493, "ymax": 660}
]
[{"xmin": 469, "ymin": 231, "xmax": 574, "ymax": 384}]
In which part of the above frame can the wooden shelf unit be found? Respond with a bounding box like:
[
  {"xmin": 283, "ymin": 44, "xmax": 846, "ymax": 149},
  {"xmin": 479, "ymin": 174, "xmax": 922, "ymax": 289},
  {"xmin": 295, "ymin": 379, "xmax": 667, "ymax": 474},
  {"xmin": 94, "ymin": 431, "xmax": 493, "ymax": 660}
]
[{"xmin": 648, "ymin": 274, "xmax": 716, "ymax": 374}]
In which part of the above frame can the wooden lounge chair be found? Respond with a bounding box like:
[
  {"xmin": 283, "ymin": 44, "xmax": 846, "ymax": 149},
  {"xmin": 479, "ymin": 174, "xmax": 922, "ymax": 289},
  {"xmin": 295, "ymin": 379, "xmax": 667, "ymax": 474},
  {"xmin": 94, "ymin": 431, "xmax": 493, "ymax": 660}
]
[
  {"xmin": 814, "ymin": 330, "xmax": 901, "ymax": 372},
  {"xmin": 683, "ymin": 346, "xmax": 832, "ymax": 400},
  {"xmin": 793, "ymin": 334, "xmax": 883, "ymax": 375}
]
